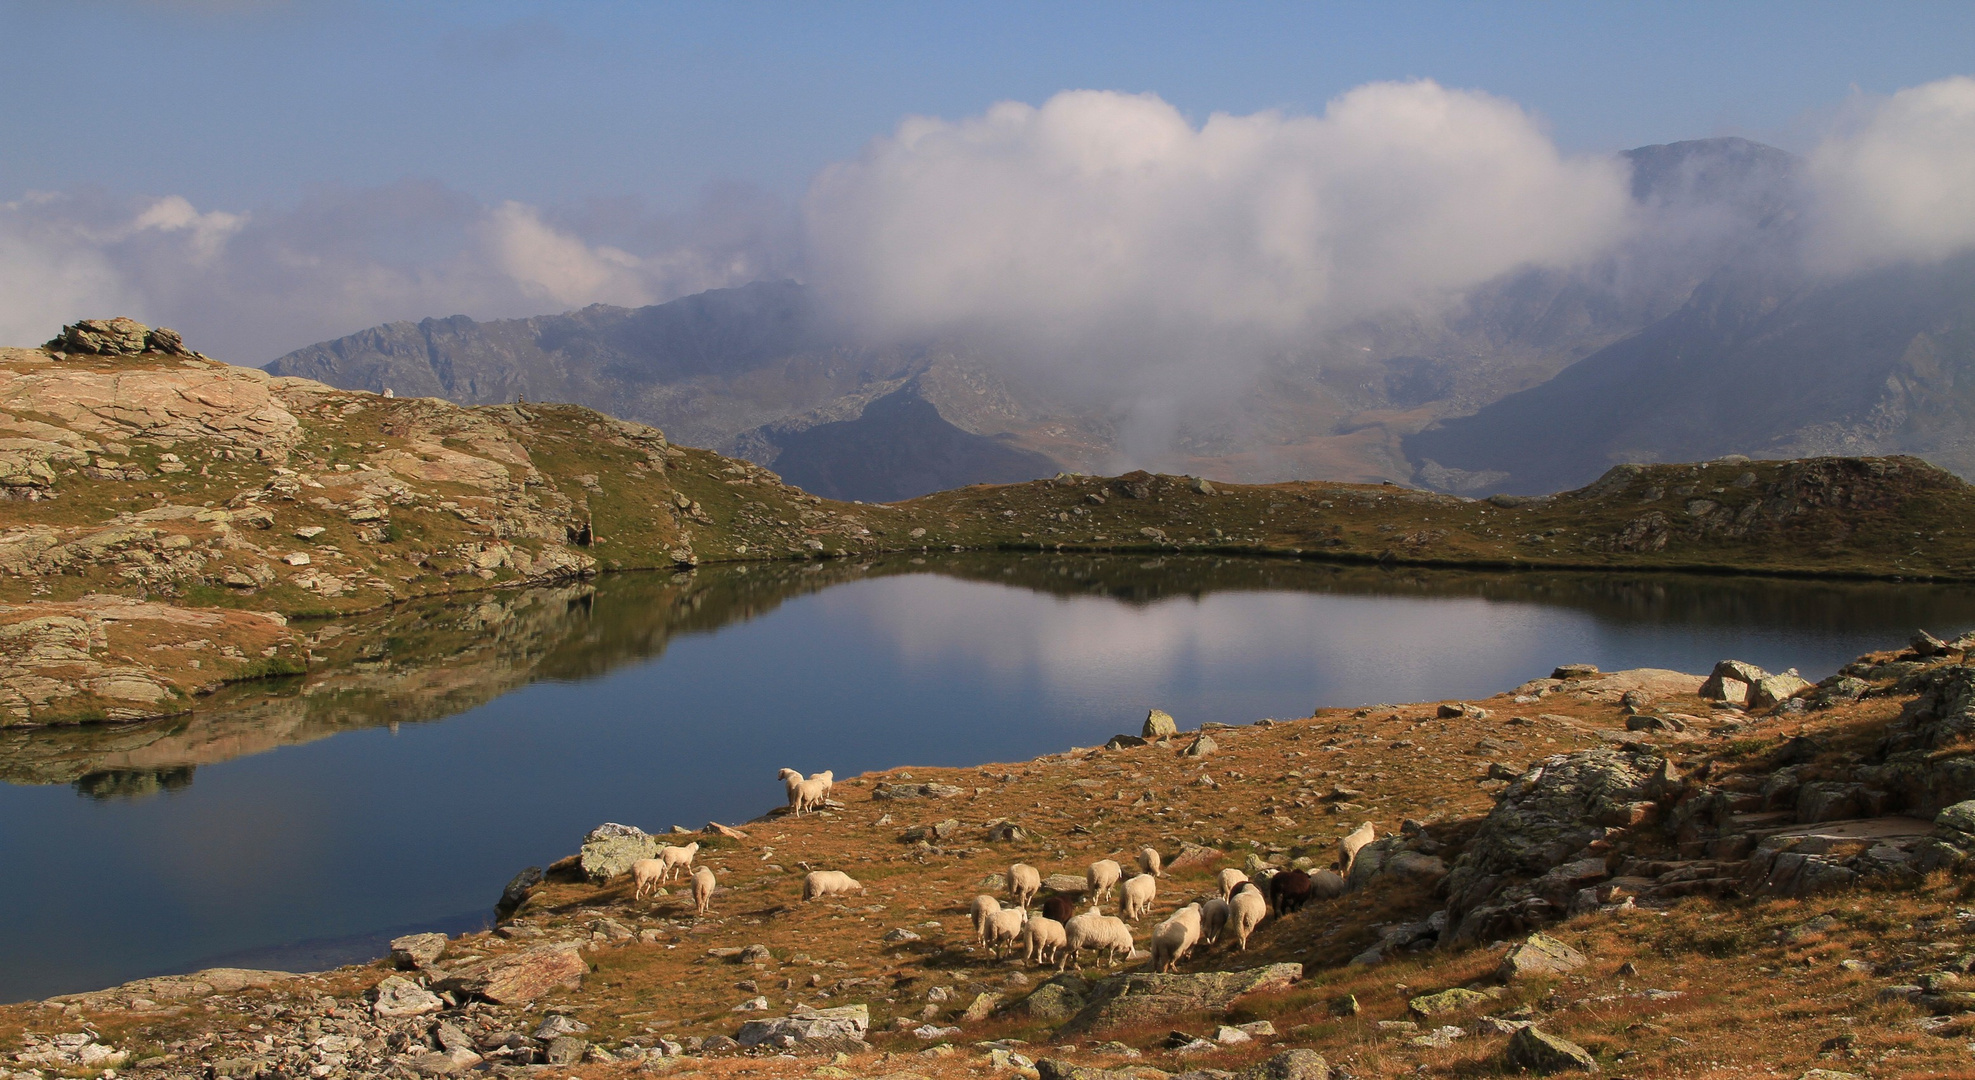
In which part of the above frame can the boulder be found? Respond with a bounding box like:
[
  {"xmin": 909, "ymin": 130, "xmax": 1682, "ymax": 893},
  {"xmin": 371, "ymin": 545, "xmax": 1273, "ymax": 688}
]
[
  {"xmin": 1505, "ymin": 1026, "xmax": 1597, "ymax": 1073},
  {"xmin": 1037, "ymin": 1060, "xmax": 1137, "ymax": 1080},
  {"xmin": 1701, "ymin": 660, "xmax": 1769, "ymax": 704},
  {"xmin": 1105, "ymin": 734, "xmax": 1148, "ymax": 750},
  {"xmin": 1551, "ymin": 664, "xmax": 1600, "ymax": 680},
  {"xmin": 577, "ymin": 823, "xmax": 659, "ymax": 885},
  {"xmin": 497, "ymin": 866, "xmax": 543, "ymax": 919},
  {"xmin": 1443, "ymin": 747, "xmax": 1672, "ymax": 945},
  {"xmin": 1010, "ymin": 976, "xmax": 1089, "ymax": 1022},
  {"xmin": 735, "ymin": 1004, "xmax": 870, "ymax": 1051},
  {"xmin": 1409, "ymin": 987, "xmax": 1492, "ymax": 1015},
  {"xmin": 874, "ymin": 782, "xmax": 966, "ymax": 800},
  {"xmin": 1043, "ymin": 873, "xmax": 1090, "ymax": 894},
  {"xmin": 433, "ymin": 943, "xmax": 586, "ymax": 1004},
  {"xmin": 1169, "ymin": 842, "xmax": 1226, "ymax": 869},
  {"xmin": 1751, "ymin": 670, "xmax": 1812, "ymax": 710},
  {"xmin": 48, "ymin": 317, "xmax": 196, "ymax": 357},
  {"xmin": 1061, "ymin": 963, "xmax": 1302, "ymax": 1033},
  {"xmin": 371, "ymin": 975, "xmax": 443, "ymax": 1018},
  {"xmin": 1497, "ymin": 932, "xmax": 1589, "ymax": 980},
  {"xmin": 1937, "ymin": 800, "xmax": 1975, "ymax": 838},
  {"xmin": 1183, "ymin": 734, "xmax": 1218, "ymax": 758},
  {"xmin": 1144, "ymin": 709, "xmax": 1179, "ymax": 738},
  {"xmin": 1237, "ymin": 1050, "xmax": 1329, "ymax": 1080},
  {"xmin": 389, "ymin": 932, "xmax": 448, "ymax": 969},
  {"xmin": 960, "ymin": 992, "xmax": 1003, "ymax": 1021}
]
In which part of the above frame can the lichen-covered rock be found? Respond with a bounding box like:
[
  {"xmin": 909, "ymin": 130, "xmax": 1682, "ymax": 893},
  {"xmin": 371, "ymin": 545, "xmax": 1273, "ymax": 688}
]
[
  {"xmin": 1751, "ymin": 670, "xmax": 1811, "ymax": 710},
  {"xmin": 1061, "ymin": 964, "xmax": 1301, "ymax": 1033},
  {"xmin": 388, "ymin": 932, "xmax": 448, "ymax": 969},
  {"xmin": 1237, "ymin": 1049, "xmax": 1329, "ymax": 1080},
  {"xmin": 1505, "ymin": 1026, "xmax": 1598, "ymax": 1073},
  {"xmin": 577, "ymin": 822, "xmax": 659, "ymax": 884},
  {"xmin": 1443, "ymin": 747, "xmax": 1672, "ymax": 945},
  {"xmin": 1011, "ymin": 975, "xmax": 1089, "ymax": 1022},
  {"xmin": 735, "ymin": 1003, "xmax": 870, "ymax": 1050},
  {"xmin": 1701, "ymin": 660, "xmax": 1768, "ymax": 703},
  {"xmin": 1144, "ymin": 708, "xmax": 1178, "ymax": 738},
  {"xmin": 1408, "ymin": 987, "xmax": 1492, "ymax": 1015},
  {"xmin": 371, "ymin": 974, "xmax": 444, "ymax": 1018},
  {"xmin": 1497, "ymin": 932, "xmax": 1589, "ymax": 980}
]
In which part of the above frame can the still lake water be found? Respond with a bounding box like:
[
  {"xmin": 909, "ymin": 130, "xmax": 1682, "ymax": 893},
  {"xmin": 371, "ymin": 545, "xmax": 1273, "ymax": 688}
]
[{"xmin": 6, "ymin": 553, "xmax": 1975, "ymax": 1002}]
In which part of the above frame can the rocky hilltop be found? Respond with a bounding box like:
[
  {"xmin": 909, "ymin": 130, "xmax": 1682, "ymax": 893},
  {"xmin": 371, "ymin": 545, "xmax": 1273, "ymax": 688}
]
[
  {"xmin": 5, "ymin": 320, "xmax": 1975, "ymax": 729},
  {"xmin": 9, "ymin": 628, "xmax": 1975, "ymax": 1078}
]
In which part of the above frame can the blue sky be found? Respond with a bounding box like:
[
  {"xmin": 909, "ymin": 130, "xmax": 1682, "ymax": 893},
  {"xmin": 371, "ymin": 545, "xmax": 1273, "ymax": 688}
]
[{"xmin": 6, "ymin": 1, "xmax": 1974, "ymax": 209}]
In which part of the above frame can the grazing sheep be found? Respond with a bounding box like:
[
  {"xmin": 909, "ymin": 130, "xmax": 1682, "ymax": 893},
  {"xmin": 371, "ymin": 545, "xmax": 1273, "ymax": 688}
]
[
  {"xmin": 802, "ymin": 870, "xmax": 864, "ymax": 901},
  {"xmin": 1340, "ymin": 821, "xmax": 1376, "ymax": 876},
  {"xmin": 792, "ymin": 771, "xmax": 834, "ymax": 816},
  {"xmin": 1149, "ymin": 903, "xmax": 1202, "ymax": 972},
  {"xmin": 691, "ymin": 866, "xmax": 717, "ymax": 914},
  {"xmin": 657, "ymin": 841, "xmax": 699, "ymax": 882},
  {"xmin": 1061, "ymin": 909, "xmax": 1134, "ymax": 971},
  {"xmin": 1310, "ymin": 869, "xmax": 1348, "ymax": 900},
  {"xmin": 1200, "ymin": 896, "xmax": 1231, "ymax": 943},
  {"xmin": 1250, "ymin": 867, "xmax": 1279, "ymax": 898},
  {"xmin": 1087, "ymin": 859, "xmax": 1124, "ymax": 901},
  {"xmin": 984, "ymin": 907, "xmax": 1029, "ymax": 956},
  {"xmin": 777, "ymin": 768, "xmax": 804, "ymax": 809},
  {"xmin": 1020, "ymin": 915, "xmax": 1067, "ymax": 966},
  {"xmin": 1230, "ymin": 883, "xmax": 1268, "ymax": 950},
  {"xmin": 1269, "ymin": 868, "xmax": 1314, "ymax": 914},
  {"xmin": 1217, "ymin": 867, "xmax": 1249, "ymax": 900},
  {"xmin": 1138, "ymin": 846, "xmax": 1163, "ymax": 878},
  {"xmin": 1008, "ymin": 863, "xmax": 1042, "ymax": 908},
  {"xmin": 970, "ymin": 894, "xmax": 1003, "ymax": 943},
  {"xmin": 1120, "ymin": 872, "xmax": 1158, "ymax": 922},
  {"xmin": 1041, "ymin": 894, "xmax": 1077, "ymax": 925},
  {"xmin": 631, "ymin": 858, "xmax": 667, "ymax": 901}
]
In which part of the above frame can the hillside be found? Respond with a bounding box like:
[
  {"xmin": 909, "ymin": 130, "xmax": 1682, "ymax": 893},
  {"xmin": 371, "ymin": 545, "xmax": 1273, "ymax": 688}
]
[
  {"xmin": 8, "ymin": 321, "xmax": 1975, "ymax": 728},
  {"xmin": 11, "ymin": 628, "xmax": 1975, "ymax": 1078}
]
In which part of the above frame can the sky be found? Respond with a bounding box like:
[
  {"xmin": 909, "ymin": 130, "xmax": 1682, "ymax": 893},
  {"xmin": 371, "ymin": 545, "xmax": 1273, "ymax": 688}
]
[{"xmin": 2, "ymin": 1, "xmax": 1973, "ymax": 362}]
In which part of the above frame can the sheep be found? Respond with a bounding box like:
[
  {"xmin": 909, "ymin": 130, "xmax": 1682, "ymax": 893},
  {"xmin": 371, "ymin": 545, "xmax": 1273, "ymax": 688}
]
[
  {"xmin": 631, "ymin": 858, "xmax": 667, "ymax": 901},
  {"xmin": 1120, "ymin": 872, "xmax": 1158, "ymax": 922},
  {"xmin": 1087, "ymin": 859, "xmax": 1123, "ymax": 901},
  {"xmin": 970, "ymin": 894, "xmax": 1003, "ymax": 944},
  {"xmin": 1008, "ymin": 863, "xmax": 1042, "ymax": 908},
  {"xmin": 1149, "ymin": 903, "xmax": 1202, "ymax": 972},
  {"xmin": 1041, "ymin": 894, "xmax": 1077, "ymax": 925},
  {"xmin": 1217, "ymin": 867, "xmax": 1249, "ymax": 900},
  {"xmin": 1200, "ymin": 896, "xmax": 1231, "ymax": 943},
  {"xmin": 792, "ymin": 771, "xmax": 834, "ymax": 816},
  {"xmin": 1251, "ymin": 867, "xmax": 1279, "ymax": 896},
  {"xmin": 657, "ymin": 841, "xmax": 699, "ymax": 882},
  {"xmin": 777, "ymin": 767, "xmax": 804, "ymax": 809},
  {"xmin": 1138, "ymin": 846, "xmax": 1163, "ymax": 878},
  {"xmin": 802, "ymin": 870, "xmax": 864, "ymax": 900},
  {"xmin": 691, "ymin": 866, "xmax": 717, "ymax": 914},
  {"xmin": 1061, "ymin": 908, "xmax": 1134, "ymax": 971},
  {"xmin": 1340, "ymin": 821, "xmax": 1376, "ymax": 876},
  {"xmin": 1230, "ymin": 882, "xmax": 1268, "ymax": 950},
  {"xmin": 1020, "ymin": 916, "xmax": 1067, "ymax": 967},
  {"xmin": 984, "ymin": 907, "xmax": 1029, "ymax": 956},
  {"xmin": 1270, "ymin": 869, "xmax": 1314, "ymax": 914}
]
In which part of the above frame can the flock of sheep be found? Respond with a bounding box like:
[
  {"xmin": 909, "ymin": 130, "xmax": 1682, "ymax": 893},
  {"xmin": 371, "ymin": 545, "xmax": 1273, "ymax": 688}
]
[{"xmin": 617, "ymin": 766, "xmax": 1382, "ymax": 980}]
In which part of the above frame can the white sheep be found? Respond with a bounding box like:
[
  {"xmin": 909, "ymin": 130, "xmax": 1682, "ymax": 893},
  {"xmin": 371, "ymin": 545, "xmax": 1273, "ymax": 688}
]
[
  {"xmin": 1200, "ymin": 896, "xmax": 1231, "ymax": 943},
  {"xmin": 1138, "ymin": 846, "xmax": 1163, "ymax": 878},
  {"xmin": 792, "ymin": 771, "xmax": 834, "ymax": 816},
  {"xmin": 1340, "ymin": 821, "xmax": 1376, "ymax": 876},
  {"xmin": 1061, "ymin": 908, "xmax": 1134, "ymax": 971},
  {"xmin": 1230, "ymin": 883, "xmax": 1268, "ymax": 950},
  {"xmin": 657, "ymin": 841, "xmax": 699, "ymax": 882},
  {"xmin": 1120, "ymin": 872, "xmax": 1157, "ymax": 922},
  {"xmin": 1217, "ymin": 867, "xmax": 1249, "ymax": 900},
  {"xmin": 777, "ymin": 768, "xmax": 804, "ymax": 809},
  {"xmin": 631, "ymin": 858, "xmax": 667, "ymax": 901},
  {"xmin": 984, "ymin": 907, "xmax": 1029, "ymax": 956},
  {"xmin": 802, "ymin": 870, "xmax": 864, "ymax": 901},
  {"xmin": 1087, "ymin": 858, "xmax": 1123, "ymax": 901},
  {"xmin": 1020, "ymin": 916, "xmax": 1067, "ymax": 967},
  {"xmin": 970, "ymin": 894, "xmax": 1003, "ymax": 944},
  {"xmin": 1008, "ymin": 863, "xmax": 1041, "ymax": 908},
  {"xmin": 1149, "ymin": 903, "xmax": 1202, "ymax": 972},
  {"xmin": 691, "ymin": 866, "xmax": 717, "ymax": 914}
]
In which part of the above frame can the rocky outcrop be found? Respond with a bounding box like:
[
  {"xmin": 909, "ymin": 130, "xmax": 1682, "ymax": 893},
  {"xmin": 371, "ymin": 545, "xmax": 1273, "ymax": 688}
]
[
  {"xmin": 46, "ymin": 318, "xmax": 198, "ymax": 358},
  {"xmin": 431, "ymin": 943, "xmax": 586, "ymax": 1004},
  {"xmin": 1058, "ymin": 963, "xmax": 1301, "ymax": 1034},
  {"xmin": 1443, "ymin": 748, "xmax": 1676, "ymax": 945},
  {"xmin": 734, "ymin": 1004, "xmax": 869, "ymax": 1052},
  {"xmin": 576, "ymin": 823, "xmax": 661, "ymax": 884}
]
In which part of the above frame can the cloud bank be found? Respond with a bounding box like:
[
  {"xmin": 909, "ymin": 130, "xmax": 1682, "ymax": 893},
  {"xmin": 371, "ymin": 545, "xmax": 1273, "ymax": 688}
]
[
  {"xmin": 1808, "ymin": 75, "xmax": 1975, "ymax": 269},
  {"xmin": 804, "ymin": 82, "xmax": 1634, "ymax": 389},
  {"xmin": 0, "ymin": 181, "xmax": 798, "ymax": 362}
]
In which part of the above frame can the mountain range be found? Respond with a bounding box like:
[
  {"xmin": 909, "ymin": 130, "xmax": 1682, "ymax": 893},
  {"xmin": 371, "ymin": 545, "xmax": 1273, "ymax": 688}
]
[{"xmin": 267, "ymin": 137, "xmax": 1975, "ymax": 501}]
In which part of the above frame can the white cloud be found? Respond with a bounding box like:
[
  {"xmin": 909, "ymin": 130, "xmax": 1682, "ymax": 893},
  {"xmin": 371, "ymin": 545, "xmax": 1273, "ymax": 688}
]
[
  {"xmin": 803, "ymin": 83, "xmax": 1633, "ymax": 389},
  {"xmin": 1808, "ymin": 76, "xmax": 1975, "ymax": 268},
  {"xmin": 0, "ymin": 182, "xmax": 798, "ymax": 362}
]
